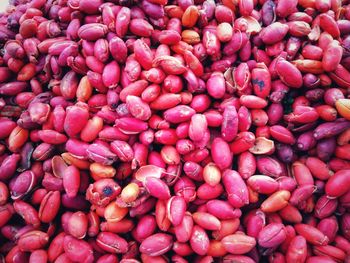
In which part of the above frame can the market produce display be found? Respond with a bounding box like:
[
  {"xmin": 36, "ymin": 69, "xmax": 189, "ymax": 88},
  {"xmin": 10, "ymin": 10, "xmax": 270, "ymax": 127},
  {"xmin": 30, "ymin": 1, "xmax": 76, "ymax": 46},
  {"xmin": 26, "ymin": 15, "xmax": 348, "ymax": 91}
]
[{"xmin": 0, "ymin": 0, "xmax": 350, "ymax": 262}]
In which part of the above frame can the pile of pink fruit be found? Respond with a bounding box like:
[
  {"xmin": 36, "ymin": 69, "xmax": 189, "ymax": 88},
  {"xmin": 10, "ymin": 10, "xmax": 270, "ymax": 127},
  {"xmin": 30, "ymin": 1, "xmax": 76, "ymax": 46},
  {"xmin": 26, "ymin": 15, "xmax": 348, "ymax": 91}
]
[{"xmin": 0, "ymin": 0, "xmax": 350, "ymax": 262}]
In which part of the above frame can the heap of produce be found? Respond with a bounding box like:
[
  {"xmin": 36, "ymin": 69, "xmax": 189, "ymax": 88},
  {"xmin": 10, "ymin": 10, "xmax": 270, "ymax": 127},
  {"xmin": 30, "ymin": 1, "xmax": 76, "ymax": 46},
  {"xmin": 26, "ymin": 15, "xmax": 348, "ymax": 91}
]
[{"xmin": 0, "ymin": 0, "xmax": 350, "ymax": 262}]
